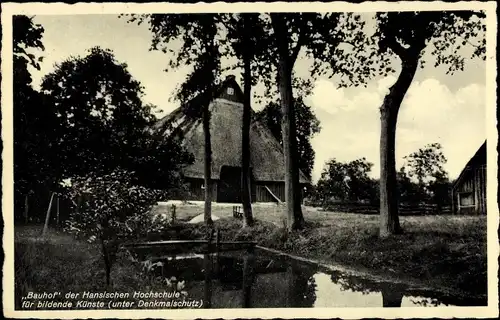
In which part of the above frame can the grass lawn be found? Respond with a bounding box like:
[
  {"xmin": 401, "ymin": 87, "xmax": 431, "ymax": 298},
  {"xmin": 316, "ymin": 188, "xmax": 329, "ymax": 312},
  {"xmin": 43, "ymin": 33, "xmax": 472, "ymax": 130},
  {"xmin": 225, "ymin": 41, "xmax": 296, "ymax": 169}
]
[
  {"xmin": 157, "ymin": 203, "xmax": 487, "ymax": 299},
  {"xmin": 14, "ymin": 204, "xmax": 487, "ymax": 307},
  {"xmin": 14, "ymin": 226, "xmax": 168, "ymax": 309}
]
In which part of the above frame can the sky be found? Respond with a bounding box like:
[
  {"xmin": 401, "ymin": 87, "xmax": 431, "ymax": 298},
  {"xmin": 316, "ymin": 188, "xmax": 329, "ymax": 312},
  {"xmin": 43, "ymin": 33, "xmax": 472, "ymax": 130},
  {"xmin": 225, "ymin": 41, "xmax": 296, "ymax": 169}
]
[{"xmin": 31, "ymin": 14, "xmax": 487, "ymax": 183}]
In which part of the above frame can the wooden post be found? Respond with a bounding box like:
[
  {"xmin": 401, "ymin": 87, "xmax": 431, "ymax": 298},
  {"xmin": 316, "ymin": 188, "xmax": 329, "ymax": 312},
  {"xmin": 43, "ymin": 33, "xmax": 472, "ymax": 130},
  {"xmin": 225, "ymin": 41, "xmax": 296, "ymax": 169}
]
[
  {"xmin": 56, "ymin": 195, "xmax": 60, "ymax": 225},
  {"xmin": 451, "ymin": 187, "xmax": 455, "ymax": 215},
  {"xmin": 207, "ymin": 228, "xmax": 213, "ymax": 244},
  {"xmin": 215, "ymin": 228, "xmax": 220, "ymax": 252},
  {"xmin": 171, "ymin": 204, "xmax": 176, "ymax": 224},
  {"xmin": 473, "ymin": 169, "xmax": 479, "ymax": 215},
  {"xmin": 42, "ymin": 193, "xmax": 55, "ymax": 236}
]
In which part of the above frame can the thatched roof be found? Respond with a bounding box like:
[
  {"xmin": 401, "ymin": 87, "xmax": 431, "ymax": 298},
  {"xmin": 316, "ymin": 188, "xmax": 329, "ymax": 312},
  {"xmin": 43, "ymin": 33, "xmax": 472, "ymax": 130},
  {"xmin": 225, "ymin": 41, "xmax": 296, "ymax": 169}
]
[
  {"xmin": 154, "ymin": 76, "xmax": 310, "ymax": 183},
  {"xmin": 452, "ymin": 140, "xmax": 486, "ymax": 189}
]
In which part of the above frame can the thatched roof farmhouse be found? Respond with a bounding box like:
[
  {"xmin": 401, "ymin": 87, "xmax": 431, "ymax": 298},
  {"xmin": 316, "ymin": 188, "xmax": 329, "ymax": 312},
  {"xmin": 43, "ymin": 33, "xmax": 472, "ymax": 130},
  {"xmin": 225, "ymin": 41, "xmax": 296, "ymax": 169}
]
[{"xmin": 154, "ymin": 76, "xmax": 310, "ymax": 203}]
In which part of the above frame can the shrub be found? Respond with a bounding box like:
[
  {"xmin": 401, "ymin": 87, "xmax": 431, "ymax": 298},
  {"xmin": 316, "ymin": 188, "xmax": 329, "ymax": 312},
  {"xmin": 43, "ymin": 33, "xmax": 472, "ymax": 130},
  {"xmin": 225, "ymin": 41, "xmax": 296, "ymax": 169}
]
[{"xmin": 64, "ymin": 169, "xmax": 169, "ymax": 287}]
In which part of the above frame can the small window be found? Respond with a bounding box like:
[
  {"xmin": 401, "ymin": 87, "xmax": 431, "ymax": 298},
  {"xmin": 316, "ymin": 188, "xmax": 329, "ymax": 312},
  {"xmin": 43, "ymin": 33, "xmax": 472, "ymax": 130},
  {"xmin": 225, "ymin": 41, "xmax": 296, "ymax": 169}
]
[
  {"xmin": 227, "ymin": 87, "xmax": 234, "ymax": 95},
  {"xmin": 459, "ymin": 192, "xmax": 474, "ymax": 206}
]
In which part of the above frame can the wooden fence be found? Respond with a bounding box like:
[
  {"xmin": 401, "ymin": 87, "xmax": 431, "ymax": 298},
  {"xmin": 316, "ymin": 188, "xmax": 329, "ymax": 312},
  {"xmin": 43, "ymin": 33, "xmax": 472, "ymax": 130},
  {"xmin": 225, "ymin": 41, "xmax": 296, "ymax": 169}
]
[
  {"xmin": 319, "ymin": 202, "xmax": 453, "ymax": 215},
  {"xmin": 14, "ymin": 190, "xmax": 73, "ymax": 226}
]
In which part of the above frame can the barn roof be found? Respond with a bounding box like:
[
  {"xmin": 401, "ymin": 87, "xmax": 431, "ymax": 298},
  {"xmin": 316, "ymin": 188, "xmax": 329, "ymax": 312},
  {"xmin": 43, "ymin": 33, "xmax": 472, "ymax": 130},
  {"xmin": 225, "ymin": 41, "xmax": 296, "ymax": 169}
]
[
  {"xmin": 452, "ymin": 140, "xmax": 486, "ymax": 190},
  {"xmin": 154, "ymin": 76, "xmax": 310, "ymax": 183}
]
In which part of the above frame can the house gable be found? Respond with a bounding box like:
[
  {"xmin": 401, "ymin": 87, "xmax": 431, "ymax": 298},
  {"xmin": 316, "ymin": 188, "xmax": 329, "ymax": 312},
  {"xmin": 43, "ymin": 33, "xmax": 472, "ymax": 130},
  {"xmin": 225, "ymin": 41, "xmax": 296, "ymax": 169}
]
[
  {"xmin": 217, "ymin": 76, "xmax": 244, "ymax": 103},
  {"xmin": 154, "ymin": 75, "xmax": 311, "ymax": 184},
  {"xmin": 453, "ymin": 141, "xmax": 486, "ymax": 190}
]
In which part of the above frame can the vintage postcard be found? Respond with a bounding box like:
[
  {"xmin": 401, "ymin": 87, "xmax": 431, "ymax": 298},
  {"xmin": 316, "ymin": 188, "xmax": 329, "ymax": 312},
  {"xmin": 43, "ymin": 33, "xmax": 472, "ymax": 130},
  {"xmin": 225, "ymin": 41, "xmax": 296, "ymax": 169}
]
[{"xmin": 2, "ymin": 1, "xmax": 498, "ymax": 319}]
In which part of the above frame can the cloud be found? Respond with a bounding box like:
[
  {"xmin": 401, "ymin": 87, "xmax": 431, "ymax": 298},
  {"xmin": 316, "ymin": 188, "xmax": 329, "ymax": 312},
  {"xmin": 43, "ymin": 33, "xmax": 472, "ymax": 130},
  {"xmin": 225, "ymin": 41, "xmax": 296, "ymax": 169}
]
[
  {"xmin": 32, "ymin": 15, "xmax": 188, "ymax": 117},
  {"xmin": 398, "ymin": 78, "xmax": 457, "ymax": 129},
  {"xmin": 308, "ymin": 77, "xmax": 486, "ymax": 183},
  {"xmin": 376, "ymin": 75, "xmax": 397, "ymax": 96},
  {"xmin": 308, "ymin": 75, "xmax": 394, "ymax": 117},
  {"xmin": 456, "ymin": 83, "xmax": 485, "ymax": 106},
  {"xmin": 309, "ymin": 79, "xmax": 348, "ymax": 114}
]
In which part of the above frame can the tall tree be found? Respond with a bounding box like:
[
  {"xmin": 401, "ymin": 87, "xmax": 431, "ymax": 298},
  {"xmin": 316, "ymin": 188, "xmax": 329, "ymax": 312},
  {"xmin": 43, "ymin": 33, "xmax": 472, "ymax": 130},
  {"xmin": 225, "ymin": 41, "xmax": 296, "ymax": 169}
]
[
  {"xmin": 41, "ymin": 47, "xmax": 148, "ymax": 177},
  {"xmin": 41, "ymin": 47, "xmax": 192, "ymax": 189},
  {"xmin": 262, "ymin": 12, "xmax": 371, "ymax": 230},
  {"xmin": 269, "ymin": 13, "xmax": 309, "ymax": 230},
  {"xmin": 239, "ymin": 14, "xmax": 257, "ymax": 227},
  {"xmin": 373, "ymin": 11, "xmax": 485, "ymax": 236},
  {"xmin": 13, "ymin": 15, "xmax": 59, "ymax": 221},
  {"xmin": 130, "ymin": 14, "xmax": 225, "ymax": 225},
  {"xmin": 224, "ymin": 13, "xmax": 268, "ymax": 227}
]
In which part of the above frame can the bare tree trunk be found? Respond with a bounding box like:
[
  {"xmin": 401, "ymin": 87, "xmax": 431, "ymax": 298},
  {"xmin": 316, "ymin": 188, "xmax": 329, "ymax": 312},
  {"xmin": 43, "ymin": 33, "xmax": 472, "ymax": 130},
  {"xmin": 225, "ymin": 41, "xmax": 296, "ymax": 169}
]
[
  {"xmin": 241, "ymin": 14, "xmax": 254, "ymax": 227},
  {"xmin": 379, "ymin": 59, "xmax": 418, "ymax": 237},
  {"xmin": 203, "ymin": 101, "xmax": 213, "ymax": 226},
  {"xmin": 24, "ymin": 194, "xmax": 29, "ymax": 224},
  {"xmin": 271, "ymin": 13, "xmax": 305, "ymax": 231}
]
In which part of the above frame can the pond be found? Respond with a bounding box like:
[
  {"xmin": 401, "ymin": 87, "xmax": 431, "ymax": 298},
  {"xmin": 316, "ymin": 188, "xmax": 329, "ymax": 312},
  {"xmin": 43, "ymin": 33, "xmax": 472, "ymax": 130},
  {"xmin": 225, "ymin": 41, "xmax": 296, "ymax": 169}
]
[{"xmin": 130, "ymin": 246, "xmax": 486, "ymax": 309}]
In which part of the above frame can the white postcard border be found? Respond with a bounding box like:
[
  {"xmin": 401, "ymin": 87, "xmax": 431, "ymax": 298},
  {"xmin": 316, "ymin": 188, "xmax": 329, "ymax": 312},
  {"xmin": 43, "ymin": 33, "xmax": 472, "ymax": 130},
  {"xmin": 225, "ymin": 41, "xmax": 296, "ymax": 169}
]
[{"xmin": 2, "ymin": 1, "xmax": 498, "ymax": 319}]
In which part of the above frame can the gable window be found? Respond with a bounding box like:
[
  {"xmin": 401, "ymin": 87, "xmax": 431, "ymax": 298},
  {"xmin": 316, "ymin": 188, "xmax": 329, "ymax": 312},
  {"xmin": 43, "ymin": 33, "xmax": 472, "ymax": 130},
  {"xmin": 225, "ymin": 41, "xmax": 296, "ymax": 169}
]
[{"xmin": 227, "ymin": 87, "xmax": 234, "ymax": 95}]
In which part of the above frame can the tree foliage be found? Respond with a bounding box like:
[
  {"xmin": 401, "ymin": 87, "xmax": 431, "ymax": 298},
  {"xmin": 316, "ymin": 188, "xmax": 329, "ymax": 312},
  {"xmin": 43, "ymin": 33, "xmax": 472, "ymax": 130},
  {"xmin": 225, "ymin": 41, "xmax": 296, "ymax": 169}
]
[
  {"xmin": 402, "ymin": 143, "xmax": 448, "ymax": 185},
  {"xmin": 227, "ymin": 13, "xmax": 266, "ymax": 227},
  {"xmin": 255, "ymin": 97, "xmax": 321, "ymax": 180},
  {"xmin": 399, "ymin": 143, "xmax": 451, "ymax": 210},
  {"xmin": 13, "ymin": 15, "xmax": 45, "ymax": 87},
  {"xmin": 127, "ymin": 14, "xmax": 226, "ymax": 104},
  {"xmin": 375, "ymin": 11, "xmax": 486, "ymax": 74},
  {"xmin": 249, "ymin": 13, "xmax": 372, "ymax": 96},
  {"xmin": 40, "ymin": 46, "xmax": 193, "ymax": 189},
  {"xmin": 316, "ymin": 158, "xmax": 377, "ymax": 204},
  {"xmin": 397, "ymin": 168, "xmax": 426, "ymax": 206},
  {"xmin": 13, "ymin": 15, "xmax": 60, "ymax": 221}
]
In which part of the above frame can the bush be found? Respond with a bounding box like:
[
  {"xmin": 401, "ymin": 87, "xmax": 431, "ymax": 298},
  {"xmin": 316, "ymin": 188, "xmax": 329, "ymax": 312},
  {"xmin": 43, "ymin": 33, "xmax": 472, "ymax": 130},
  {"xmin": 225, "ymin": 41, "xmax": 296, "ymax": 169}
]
[{"xmin": 63, "ymin": 169, "xmax": 170, "ymax": 286}]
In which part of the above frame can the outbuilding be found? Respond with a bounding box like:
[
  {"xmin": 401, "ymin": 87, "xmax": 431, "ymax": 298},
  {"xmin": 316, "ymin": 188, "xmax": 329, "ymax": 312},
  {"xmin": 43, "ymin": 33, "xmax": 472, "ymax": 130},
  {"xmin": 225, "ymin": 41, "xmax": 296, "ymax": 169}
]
[{"xmin": 451, "ymin": 141, "xmax": 486, "ymax": 215}]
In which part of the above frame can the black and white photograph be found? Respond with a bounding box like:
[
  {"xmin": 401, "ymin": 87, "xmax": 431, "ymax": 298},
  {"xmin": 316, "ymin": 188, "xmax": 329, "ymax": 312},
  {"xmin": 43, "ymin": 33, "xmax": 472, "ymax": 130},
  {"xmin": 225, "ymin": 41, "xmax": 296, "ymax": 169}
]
[{"xmin": 1, "ymin": 1, "xmax": 498, "ymax": 318}]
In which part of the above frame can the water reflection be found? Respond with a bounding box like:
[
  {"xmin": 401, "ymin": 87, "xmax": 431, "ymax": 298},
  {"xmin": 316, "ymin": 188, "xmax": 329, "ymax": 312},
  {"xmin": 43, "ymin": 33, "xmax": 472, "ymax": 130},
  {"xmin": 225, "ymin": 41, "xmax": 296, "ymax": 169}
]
[
  {"xmin": 203, "ymin": 253, "xmax": 212, "ymax": 309},
  {"xmin": 382, "ymin": 287, "xmax": 404, "ymax": 307},
  {"xmin": 136, "ymin": 248, "xmax": 485, "ymax": 308}
]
